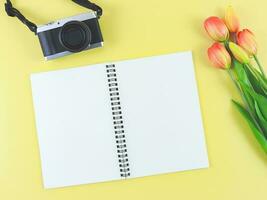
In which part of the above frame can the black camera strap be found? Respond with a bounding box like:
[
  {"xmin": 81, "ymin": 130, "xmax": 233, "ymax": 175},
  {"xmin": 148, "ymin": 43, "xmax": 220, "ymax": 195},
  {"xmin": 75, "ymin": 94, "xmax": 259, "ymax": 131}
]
[
  {"xmin": 5, "ymin": 0, "xmax": 103, "ymax": 35},
  {"xmin": 72, "ymin": 0, "xmax": 102, "ymax": 17},
  {"xmin": 5, "ymin": 0, "xmax": 37, "ymax": 34}
]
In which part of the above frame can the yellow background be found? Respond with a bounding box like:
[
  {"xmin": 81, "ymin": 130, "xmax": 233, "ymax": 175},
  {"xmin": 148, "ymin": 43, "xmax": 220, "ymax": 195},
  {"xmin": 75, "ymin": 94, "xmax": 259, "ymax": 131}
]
[{"xmin": 0, "ymin": 0, "xmax": 266, "ymax": 199}]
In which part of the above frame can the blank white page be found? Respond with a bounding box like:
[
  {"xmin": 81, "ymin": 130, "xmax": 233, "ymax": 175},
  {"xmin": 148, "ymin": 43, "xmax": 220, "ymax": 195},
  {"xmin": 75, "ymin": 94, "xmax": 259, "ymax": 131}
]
[
  {"xmin": 31, "ymin": 65, "xmax": 120, "ymax": 188},
  {"xmin": 115, "ymin": 52, "xmax": 209, "ymax": 178}
]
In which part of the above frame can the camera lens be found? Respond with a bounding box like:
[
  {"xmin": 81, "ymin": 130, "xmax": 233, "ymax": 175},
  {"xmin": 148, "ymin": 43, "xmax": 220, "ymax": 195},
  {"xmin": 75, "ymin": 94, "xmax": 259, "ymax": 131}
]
[{"xmin": 59, "ymin": 21, "xmax": 91, "ymax": 52}]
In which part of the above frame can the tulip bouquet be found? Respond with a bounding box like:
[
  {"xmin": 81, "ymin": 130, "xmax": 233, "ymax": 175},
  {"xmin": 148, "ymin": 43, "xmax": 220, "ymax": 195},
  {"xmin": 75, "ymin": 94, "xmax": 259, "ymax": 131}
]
[{"xmin": 204, "ymin": 6, "xmax": 267, "ymax": 154}]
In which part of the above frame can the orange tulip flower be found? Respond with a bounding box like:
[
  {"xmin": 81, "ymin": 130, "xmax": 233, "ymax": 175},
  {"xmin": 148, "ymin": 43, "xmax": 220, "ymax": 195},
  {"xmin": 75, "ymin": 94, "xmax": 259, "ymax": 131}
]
[
  {"xmin": 204, "ymin": 16, "xmax": 229, "ymax": 42},
  {"xmin": 237, "ymin": 29, "xmax": 257, "ymax": 56},
  {"xmin": 207, "ymin": 42, "xmax": 231, "ymax": 69}
]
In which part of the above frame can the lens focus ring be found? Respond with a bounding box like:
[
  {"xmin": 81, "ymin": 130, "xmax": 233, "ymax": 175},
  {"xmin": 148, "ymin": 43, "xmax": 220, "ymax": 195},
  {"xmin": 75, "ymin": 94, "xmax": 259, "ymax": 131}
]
[{"xmin": 59, "ymin": 21, "xmax": 91, "ymax": 53}]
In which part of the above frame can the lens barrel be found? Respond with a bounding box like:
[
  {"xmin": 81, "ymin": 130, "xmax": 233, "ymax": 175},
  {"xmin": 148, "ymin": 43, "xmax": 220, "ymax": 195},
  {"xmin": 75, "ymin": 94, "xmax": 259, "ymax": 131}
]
[{"xmin": 59, "ymin": 21, "xmax": 91, "ymax": 52}]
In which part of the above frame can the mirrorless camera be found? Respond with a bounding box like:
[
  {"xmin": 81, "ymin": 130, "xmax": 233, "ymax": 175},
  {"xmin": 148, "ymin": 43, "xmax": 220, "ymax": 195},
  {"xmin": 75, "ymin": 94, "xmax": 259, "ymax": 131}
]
[
  {"xmin": 5, "ymin": 0, "xmax": 103, "ymax": 60},
  {"xmin": 37, "ymin": 12, "xmax": 103, "ymax": 60}
]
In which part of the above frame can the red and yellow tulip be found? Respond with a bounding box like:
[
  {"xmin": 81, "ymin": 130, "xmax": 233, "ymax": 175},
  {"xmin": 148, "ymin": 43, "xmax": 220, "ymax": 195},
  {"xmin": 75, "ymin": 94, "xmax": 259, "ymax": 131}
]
[
  {"xmin": 237, "ymin": 29, "xmax": 257, "ymax": 56},
  {"xmin": 207, "ymin": 42, "xmax": 231, "ymax": 69},
  {"xmin": 204, "ymin": 16, "xmax": 229, "ymax": 42}
]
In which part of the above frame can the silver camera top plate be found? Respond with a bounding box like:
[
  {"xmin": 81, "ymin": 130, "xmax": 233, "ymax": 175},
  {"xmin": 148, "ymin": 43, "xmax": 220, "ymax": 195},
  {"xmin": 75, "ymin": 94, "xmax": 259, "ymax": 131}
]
[{"xmin": 37, "ymin": 12, "xmax": 97, "ymax": 33}]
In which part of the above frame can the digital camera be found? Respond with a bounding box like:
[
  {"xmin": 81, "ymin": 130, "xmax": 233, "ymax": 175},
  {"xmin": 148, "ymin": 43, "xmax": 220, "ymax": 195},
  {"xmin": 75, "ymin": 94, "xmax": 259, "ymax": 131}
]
[
  {"xmin": 5, "ymin": 0, "xmax": 103, "ymax": 60},
  {"xmin": 37, "ymin": 12, "xmax": 103, "ymax": 60}
]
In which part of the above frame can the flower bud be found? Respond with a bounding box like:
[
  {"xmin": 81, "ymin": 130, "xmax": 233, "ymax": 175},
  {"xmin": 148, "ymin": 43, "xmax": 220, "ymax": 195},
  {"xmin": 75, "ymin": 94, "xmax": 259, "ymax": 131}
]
[
  {"xmin": 237, "ymin": 29, "xmax": 257, "ymax": 56},
  {"xmin": 225, "ymin": 6, "xmax": 240, "ymax": 32},
  {"xmin": 207, "ymin": 42, "xmax": 231, "ymax": 69},
  {"xmin": 204, "ymin": 16, "xmax": 229, "ymax": 42},
  {"xmin": 229, "ymin": 42, "xmax": 250, "ymax": 64}
]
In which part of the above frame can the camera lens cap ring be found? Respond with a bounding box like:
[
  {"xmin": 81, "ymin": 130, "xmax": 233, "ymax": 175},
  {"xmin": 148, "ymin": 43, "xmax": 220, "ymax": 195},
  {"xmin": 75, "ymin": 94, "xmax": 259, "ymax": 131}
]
[{"xmin": 59, "ymin": 21, "xmax": 91, "ymax": 53}]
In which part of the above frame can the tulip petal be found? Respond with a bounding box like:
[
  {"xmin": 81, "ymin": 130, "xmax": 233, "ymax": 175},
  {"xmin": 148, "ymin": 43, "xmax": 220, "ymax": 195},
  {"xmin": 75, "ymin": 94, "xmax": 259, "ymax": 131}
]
[
  {"xmin": 237, "ymin": 29, "xmax": 257, "ymax": 56},
  {"xmin": 204, "ymin": 17, "xmax": 229, "ymax": 42},
  {"xmin": 225, "ymin": 6, "xmax": 240, "ymax": 32},
  {"xmin": 229, "ymin": 42, "xmax": 250, "ymax": 64},
  {"xmin": 207, "ymin": 43, "xmax": 231, "ymax": 69}
]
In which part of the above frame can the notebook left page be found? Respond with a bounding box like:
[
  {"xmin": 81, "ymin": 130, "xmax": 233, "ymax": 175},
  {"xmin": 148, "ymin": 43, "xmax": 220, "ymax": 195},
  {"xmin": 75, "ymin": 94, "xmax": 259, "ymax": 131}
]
[{"xmin": 31, "ymin": 64, "xmax": 120, "ymax": 188}]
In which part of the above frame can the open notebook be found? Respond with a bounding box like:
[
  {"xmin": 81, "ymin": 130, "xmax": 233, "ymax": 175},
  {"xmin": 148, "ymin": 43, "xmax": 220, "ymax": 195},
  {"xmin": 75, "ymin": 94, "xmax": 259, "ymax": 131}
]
[{"xmin": 31, "ymin": 52, "xmax": 209, "ymax": 189}]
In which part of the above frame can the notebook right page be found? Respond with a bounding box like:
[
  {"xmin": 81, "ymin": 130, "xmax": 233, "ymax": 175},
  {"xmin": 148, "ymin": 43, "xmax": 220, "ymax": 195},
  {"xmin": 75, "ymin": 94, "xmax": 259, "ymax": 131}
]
[{"xmin": 115, "ymin": 52, "xmax": 209, "ymax": 178}]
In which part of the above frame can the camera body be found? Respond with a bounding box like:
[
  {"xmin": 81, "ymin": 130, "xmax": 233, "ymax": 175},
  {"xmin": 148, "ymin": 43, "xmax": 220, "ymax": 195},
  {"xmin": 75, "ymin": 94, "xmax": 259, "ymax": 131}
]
[{"xmin": 37, "ymin": 12, "xmax": 103, "ymax": 60}]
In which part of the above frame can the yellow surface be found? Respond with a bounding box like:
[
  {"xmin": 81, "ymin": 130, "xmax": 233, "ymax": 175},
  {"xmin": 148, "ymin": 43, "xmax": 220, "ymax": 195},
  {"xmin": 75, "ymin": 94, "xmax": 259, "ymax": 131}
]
[{"xmin": 0, "ymin": 0, "xmax": 266, "ymax": 199}]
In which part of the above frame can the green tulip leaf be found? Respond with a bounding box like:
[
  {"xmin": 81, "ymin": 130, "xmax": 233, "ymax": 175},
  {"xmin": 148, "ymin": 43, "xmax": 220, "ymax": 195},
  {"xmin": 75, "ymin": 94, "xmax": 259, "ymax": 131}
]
[
  {"xmin": 255, "ymin": 101, "xmax": 267, "ymax": 121},
  {"xmin": 245, "ymin": 88, "xmax": 267, "ymax": 121},
  {"xmin": 259, "ymin": 80, "xmax": 267, "ymax": 97},
  {"xmin": 253, "ymin": 67, "xmax": 267, "ymax": 83},
  {"xmin": 254, "ymin": 101, "xmax": 267, "ymax": 137},
  {"xmin": 261, "ymin": 86, "xmax": 267, "ymax": 97},
  {"xmin": 238, "ymin": 81, "xmax": 256, "ymax": 114},
  {"xmin": 243, "ymin": 64, "xmax": 266, "ymax": 97},
  {"xmin": 233, "ymin": 60, "xmax": 250, "ymax": 86},
  {"xmin": 248, "ymin": 65, "xmax": 267, "ymax": 91},
  {"xmin": 232, "ymin": 100, "xmax": 267, "ymax": 154}
]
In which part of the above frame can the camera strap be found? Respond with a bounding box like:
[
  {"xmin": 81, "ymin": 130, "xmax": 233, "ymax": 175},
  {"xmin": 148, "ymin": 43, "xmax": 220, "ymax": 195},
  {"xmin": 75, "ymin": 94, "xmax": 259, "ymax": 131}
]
[
  {"xmin": 5, "ymin": 0, "xmax": 103, "ymax": 35},
  {"xmin": 72, "ymin": 0, "xmax": 102, "ymax": 17},
  {"xmin": 5, "ymin": 0, "xmax": 37, "ymax": 34}
]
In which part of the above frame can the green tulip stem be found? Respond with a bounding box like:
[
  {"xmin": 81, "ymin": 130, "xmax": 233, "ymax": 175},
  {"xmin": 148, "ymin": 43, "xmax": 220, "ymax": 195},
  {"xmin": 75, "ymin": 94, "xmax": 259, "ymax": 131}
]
[
  {"xmin": 253, "ymin": 55, "xmax": 266, "ymax": 78},
  {"xmin": 246, "ymin": 63, "xmax": 267, "ymax": 89},
  {"xmin": 227, "ymin": 69, "xmax": 264, "ymax": 134},
  {"xmin": 227, "ymin": 69, "xmax": 242, "ymax": 93}
]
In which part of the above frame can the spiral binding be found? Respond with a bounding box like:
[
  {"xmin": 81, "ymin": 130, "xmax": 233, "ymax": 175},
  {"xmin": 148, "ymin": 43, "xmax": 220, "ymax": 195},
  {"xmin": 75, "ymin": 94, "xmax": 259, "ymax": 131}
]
[{"xmin": 106, "ymin": 64, "xmax": 130, "ymax": 178}]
